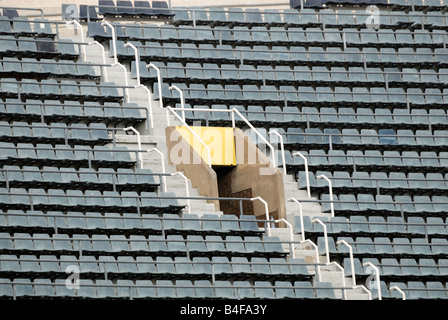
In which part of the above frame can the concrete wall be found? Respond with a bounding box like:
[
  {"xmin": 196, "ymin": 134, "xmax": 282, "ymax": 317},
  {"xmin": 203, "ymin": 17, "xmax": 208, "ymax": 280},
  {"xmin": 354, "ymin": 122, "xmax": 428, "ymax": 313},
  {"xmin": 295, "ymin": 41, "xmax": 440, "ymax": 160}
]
[
  {"xmin": 232, "ymin": 127, "xmax": 286, "ymax": 221},
  {"xmin": 165, "ymin": 125, "xmax": 285, "ymax": 220},
  {"xmin": 165, "ymin": 126, "xmax": 220, "ymax": 211}
]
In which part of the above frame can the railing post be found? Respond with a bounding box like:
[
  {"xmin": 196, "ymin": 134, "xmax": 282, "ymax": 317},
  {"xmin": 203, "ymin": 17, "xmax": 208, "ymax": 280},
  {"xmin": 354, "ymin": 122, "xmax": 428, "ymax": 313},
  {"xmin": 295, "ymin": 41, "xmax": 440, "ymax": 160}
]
[
  {"xmin": 268, "ymin": 130, "xmax": 286, "ymax": 176},
  {"xmin": 124, "ymin": 42, "xmax": 141, "ymax": 87},
  {"xmin": 171, "ymin": 172, "xmax": 191, "ymax": 214},
  {"xmin": 250, "ymin": 196, "xmax": 270, "ymax": 236},
  {"xmin": 166, "ymin": 106, "xmax": 212, "ymax": 167},
  {"xmin": 363, "ymin": 262, "xmax": 382, "ymax": 300},
  {"xmin": 102, "ymin": 21, "xmax": 117, "ymax": 65},
  {"xmin": 67, "ymin": 20, "xmax": 86, "ymax": 60},
  {"xmin": 275, "ymin": 218, "xmax": 295, "ymax": 259},
  {"xmin": 169, "ymin": 85, "xmax": 186, "ymax": 122},
  {"xmin": 88, "ymin": 41, "xmax": 108, "ymax": 82},
  {"xmin": 327, "ymin": 261, "xmax": 348, "ymax": 300},
  {"xmin": 300, "ymin": 239, "xmax": 321, "ymax": 282},
  {"xmin": 317, "ymin": 174, "xmax": 334, "ymax": 217},
  {"xmin": 232, "ymin": 108, "xmax": 277, "ymax": 168},
  {"xmin": 123, "ymin": 127, "xmax": 142, "ymax": 169},
  {"xmin": 390, "ymin": 286, "xmax": 406, "ymax": 300},
  {"xmin": 288, "ymin": 198, "xmax": 305, "ymax": 241},
  {"xmin": 312, "ymin": 218, "xmax": 330, "ymax": 264},
  {"xmin": 337, "ymin": 240, "xmax": 356, "ymax": 287},
  {"xmin": 147, "ymin": 148, "xmax": 167, "ymax": 192},
  {"xmin": 134, "ymin": 84, "xmax": 154, "ymax": 132},
  {"xmin": 292, "ymin": 151, "xmax": 311, "ymax": 198},
  {"xmin": 147, "ymin": 63, "xmax": 164, "ymax": 110}
]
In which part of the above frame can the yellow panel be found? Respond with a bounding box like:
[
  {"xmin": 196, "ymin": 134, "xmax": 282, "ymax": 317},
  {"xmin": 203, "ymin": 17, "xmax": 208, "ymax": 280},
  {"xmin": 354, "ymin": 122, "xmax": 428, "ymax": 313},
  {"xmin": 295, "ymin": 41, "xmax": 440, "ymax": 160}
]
[{"xmin": 175, "ymin": 126, "xmax": 236, "ymax": 166}]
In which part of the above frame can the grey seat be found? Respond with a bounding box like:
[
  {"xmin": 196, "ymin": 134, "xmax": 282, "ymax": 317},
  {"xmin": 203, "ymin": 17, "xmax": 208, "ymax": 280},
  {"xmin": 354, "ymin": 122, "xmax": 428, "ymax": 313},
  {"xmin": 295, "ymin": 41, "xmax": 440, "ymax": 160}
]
[
  {"xmin": 315, "ymin": 282, "xmax": 337, "ymax": 299},
  {"xmin": 135, "ymin": 280, "xmax": 156, "ymax": 299},
  {"xmin": 96, "ymin": 279, "xmax": 116, "ymax": 299},
  {"xmin": 194, "ymin": 280, "xmax": 214, "ymax": 299},
  {"xmin": 293, "ymin": 280, "xmax": 315, "ymax": 299},
  {"xmin": 215, "ymin": 280, "xmax": 236, "ymax": 299},
  {"xmin": 117, "ymin": 279, "xmax": 137, "ymax": 299}
]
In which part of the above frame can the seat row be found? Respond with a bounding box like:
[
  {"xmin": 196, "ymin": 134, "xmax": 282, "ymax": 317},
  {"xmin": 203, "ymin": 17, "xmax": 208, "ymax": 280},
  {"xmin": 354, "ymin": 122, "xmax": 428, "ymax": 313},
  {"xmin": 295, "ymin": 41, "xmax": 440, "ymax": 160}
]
[
  {"xmin": 173, "ymin": 5, "xmax": 448, "ymax": 29},
  {"xmin": 0, "ymin": 142, "xmax": 135, "ymax": 169},
  {"xmin": 282, "ymin": 128, "xmax": 448, "ymax": 150},
  {"xmin": 265, "ymin": 107, "xmax": 447, "ymax": 128},
  {"xmin": 0, "ymin": 211, "xmax": 261, "ymax": 237},
  {"xmin": 98, "ymin": 0, "xmax": 172, "ymax": 17},
  {"xmin": 0, "ymin": 232, "xmax": 284, "ymax": 258},
  {"xmin": 117, "ymin": 41, "xmax": 447, "ymax": 69},
  {"xmin": 370, "ymin": 280, "xmax": 447, "ymax": 300},
  {"xmin": 0, "ymin": 166, "xmax": 159, "ymax": 193},
  {"xmin": 296, "ymin": 215, "xmax": 448, "ymax": 239},
  {"xmin": 0, "ymin": 100, "xmax": 146, "ymax": 126},
  {"xmin": 0, "ymin": 278, "xmax": 334, "ymax": 300},
  {"xmin": 0, "ymin": 16, "xmax": 56, "ymax": 38},
  {"xmin": 0, "ymin": 78, "xmax": 123, "ymax": 103},
  {"xmin": 62, "ymin": 1, "xmax": 172, "ymax": 22}
]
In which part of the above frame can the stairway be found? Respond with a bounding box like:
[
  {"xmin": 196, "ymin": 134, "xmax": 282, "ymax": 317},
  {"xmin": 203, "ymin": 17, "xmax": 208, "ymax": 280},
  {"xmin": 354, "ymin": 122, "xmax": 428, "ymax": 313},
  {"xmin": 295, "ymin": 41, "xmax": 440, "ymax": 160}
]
[
  {"xmin": 270, "ymin": 228, "xmax": 372, "ymax": 300},
  {"xmin": 82, "ymin": 33, "xmax": 223, "ymax": 218}
]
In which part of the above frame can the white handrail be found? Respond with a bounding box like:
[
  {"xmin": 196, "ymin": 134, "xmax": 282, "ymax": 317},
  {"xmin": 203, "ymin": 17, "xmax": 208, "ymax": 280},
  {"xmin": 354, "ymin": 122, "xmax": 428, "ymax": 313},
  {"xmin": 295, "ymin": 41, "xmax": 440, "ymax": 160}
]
[
  {"xmin": 124, "ymin": 42, "xmax": 140, "ymax": 87},
  {"xmin": 171, "ymin": 172, "xmax": 190, "ymax": 214},
  {"xmin": 327, "ymin": 261, "xmax": 347, "ymax": 300},
  {"xmin": 268, "ymin": 130, "xmax": 286, "ymax": 176},
  {"xmin": 363, "ymin": 262, "xmax": 382, "ymax": 300},
  {"xmin": 274, "ymin": 218, "xmax": 295, "ymax": 259},
  {"xmin": 317, "ymin": 174, "xmax": 335, "ymax": 217},
  {"xmin": 116, "ymin": 62, "xmax": 130, "ymax": 103},
  {"xmin": 123, "ymin": 126, "xmax": 141, "ymax": 168},
  {"xmin": 232, "ymin": 108, "xmax": 277, "ymax": 168},
  {"xmin": 147, "ymin": 148, "xmax": 167, "ymax": 192},
  {"xmin": 146, "ymin": 63, "xmax": 164, "ymax": 110},
  {"xmin": 300, "ymin": 239, "xmax": 321, "ymax": 282},
  {"xmin": 166, "ymin": 106, "xmax": 212, "ymax": 167},
  {"xmin": 88, "ymin": 41, "xmax": 108, "ymax": 82},
  {"xmin": 67, "ymin": 20, "xmax": 86, "ymax": 60},
  {"xmin": 292, "ymin": 151, "xmax": 311, "ymax": 198},
  {"xmin": 169, "ymin": 85, "xmax": 186, "ymax": 121},
  {"xmin": 337, "ymin": 239, "xmax": 356, "ymax": 287},
  {"xmin": 101, "ymin": 21, "xmax": 117, "ymax": 65},
  {"xmin": 312, "ymin": 218, "xmax": 330, "ymax": 264},
  {"xmin": 288, "ymin": 197, "xmax": 304, "ymax": 241},
  {"xmin": 390, "ymin": 286, "xmax": 406, "ymax": 300},
  {"xmin": 250, "ymin": 196, "xmax": 270, "ymax": 236},
  {"xmin": 134, "ymin": 84, "xmax": 154, "ymax": 131}
]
